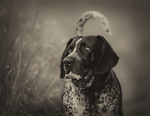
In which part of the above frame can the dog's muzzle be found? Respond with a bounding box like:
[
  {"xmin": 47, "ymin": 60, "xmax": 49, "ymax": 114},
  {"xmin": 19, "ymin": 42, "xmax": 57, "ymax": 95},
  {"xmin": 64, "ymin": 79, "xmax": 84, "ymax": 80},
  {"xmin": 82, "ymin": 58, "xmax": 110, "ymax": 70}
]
[
  {"xmin": 63, "ymin": 57, "xmax": 74, "ymax": 74},
  {"xmin": 65, "ymin": 69, "xmax": 95, "ymax": 89},
  {"xmin": 63, "ymin": 56, "xmax": 95, "ymax": 88}
]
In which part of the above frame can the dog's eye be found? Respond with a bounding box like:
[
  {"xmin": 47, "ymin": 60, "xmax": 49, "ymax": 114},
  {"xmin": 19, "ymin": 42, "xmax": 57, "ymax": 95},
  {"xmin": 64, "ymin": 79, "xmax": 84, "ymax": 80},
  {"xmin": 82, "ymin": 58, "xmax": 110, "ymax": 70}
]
[
  {"xmin": 68, "ymin": 49, "xmax": 72, "ymax": 54},
  {"xmin": 83, "ymin": 46, "xmax": 90, "ymax": 51}
]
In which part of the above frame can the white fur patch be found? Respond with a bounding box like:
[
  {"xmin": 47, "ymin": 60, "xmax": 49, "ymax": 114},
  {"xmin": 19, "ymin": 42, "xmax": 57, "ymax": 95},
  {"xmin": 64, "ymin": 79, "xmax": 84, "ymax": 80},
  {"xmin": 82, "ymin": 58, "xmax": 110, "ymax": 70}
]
[
  {"xmin": 67, "ymin": 38, "xmax": 82, "ymax": 60},
  {"xmin": 66, "ymin": 72, "xmax": 82, "ymax": 80}
]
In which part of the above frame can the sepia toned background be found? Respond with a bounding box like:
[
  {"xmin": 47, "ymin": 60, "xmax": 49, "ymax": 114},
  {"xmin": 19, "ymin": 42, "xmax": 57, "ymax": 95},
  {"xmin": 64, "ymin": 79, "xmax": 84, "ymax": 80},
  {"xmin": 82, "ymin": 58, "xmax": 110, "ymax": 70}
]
[{"xmin": 0, "ymin": 0, "xmax": 149, "ymax": 116}]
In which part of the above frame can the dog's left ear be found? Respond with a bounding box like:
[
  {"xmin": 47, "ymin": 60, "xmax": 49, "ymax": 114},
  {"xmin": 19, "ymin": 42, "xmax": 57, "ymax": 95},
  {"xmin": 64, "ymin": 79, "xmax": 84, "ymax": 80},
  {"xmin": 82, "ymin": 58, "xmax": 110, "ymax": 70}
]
[
  {"xmin": 60, "ymin": 38, "xmax": 73, "ymax": 78},
  {"xmin": 95, "ymin": 35, "xmax": 119, "ymax": 74}
]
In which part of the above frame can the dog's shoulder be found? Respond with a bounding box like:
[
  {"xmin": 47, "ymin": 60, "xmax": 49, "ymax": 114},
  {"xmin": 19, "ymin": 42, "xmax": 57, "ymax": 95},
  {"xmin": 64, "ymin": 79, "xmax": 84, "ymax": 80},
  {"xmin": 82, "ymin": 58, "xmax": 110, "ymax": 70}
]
[{"xmin": 95, "ymin": 70, "xmax": 123, "ymax": 115}]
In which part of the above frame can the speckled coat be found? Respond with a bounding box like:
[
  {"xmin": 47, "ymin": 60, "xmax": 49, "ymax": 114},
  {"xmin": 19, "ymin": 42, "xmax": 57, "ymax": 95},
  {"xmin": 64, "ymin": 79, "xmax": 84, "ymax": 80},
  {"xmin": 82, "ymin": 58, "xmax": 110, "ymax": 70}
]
[{"xmin": 62, "ymin": 70, "xmax": 123, "ymax": 116}]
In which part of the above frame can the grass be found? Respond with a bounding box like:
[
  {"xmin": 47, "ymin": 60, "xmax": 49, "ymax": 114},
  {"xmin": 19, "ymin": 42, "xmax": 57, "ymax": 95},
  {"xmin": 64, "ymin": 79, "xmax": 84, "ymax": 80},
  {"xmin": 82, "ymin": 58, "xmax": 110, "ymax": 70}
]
[{"xmin": 0, "ymin": 1, "xmax": 63, "ymax": 116}]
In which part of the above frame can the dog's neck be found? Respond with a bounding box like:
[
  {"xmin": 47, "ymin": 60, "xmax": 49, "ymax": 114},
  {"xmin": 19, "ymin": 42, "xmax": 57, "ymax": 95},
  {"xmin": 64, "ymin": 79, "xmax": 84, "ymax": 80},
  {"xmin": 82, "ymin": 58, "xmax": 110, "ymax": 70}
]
[{"xmin": 80, "ymin": 70, "xmax": 111, "ymax": 94}]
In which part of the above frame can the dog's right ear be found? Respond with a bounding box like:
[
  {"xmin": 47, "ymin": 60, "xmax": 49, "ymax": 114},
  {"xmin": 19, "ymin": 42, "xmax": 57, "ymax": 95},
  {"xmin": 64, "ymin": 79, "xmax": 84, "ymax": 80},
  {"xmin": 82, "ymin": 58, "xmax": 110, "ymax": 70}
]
[{"xmin": 60, "ymin": 38, "xmax": 73, "ymax": 78}]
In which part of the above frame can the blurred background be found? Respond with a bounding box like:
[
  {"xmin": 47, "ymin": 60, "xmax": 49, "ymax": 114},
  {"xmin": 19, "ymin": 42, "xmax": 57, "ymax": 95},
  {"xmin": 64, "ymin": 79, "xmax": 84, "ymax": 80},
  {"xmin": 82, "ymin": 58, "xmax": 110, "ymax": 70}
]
[{"xmin": 0, "ymin": 0, "xmax": 149, "ymax": 116}]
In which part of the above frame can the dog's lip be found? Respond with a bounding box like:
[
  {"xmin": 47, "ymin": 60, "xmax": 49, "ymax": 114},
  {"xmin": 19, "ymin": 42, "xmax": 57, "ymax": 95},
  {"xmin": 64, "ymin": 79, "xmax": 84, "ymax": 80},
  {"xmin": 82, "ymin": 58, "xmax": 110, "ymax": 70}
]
[
  {"xmin": 72, "ymin": 76, "xmax": 94, "ymax": 88},
  {"xmin": 72, "ymin": 79, "xmax": 86, "ymax": 87},
  {"xmin": 65, "ymin": 70, "xmax": 94, "ymax": 88},
  {"xmin": 65, "ymin": 70, "xmax": 90, "ymax": 80},
  {"xmin": 65, "ymin": 72, "xmax": 82, "ymax": 80}
]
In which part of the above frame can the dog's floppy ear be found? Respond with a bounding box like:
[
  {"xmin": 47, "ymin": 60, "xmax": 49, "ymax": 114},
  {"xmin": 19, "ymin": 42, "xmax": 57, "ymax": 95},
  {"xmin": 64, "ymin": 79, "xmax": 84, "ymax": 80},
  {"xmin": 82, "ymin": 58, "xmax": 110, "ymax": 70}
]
[
  {"xmin": 60, "ymin": 38, "xmax": 73, "ymax": 78},
  {"xmin": 95, "ymin": 35, "xmax": 119, "ymax": 74}
]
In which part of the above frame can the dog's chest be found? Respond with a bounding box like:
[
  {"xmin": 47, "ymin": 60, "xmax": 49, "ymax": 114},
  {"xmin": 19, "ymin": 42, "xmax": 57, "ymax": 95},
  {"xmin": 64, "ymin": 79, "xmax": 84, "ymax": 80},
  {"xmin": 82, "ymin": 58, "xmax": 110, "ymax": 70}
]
[
  {"xmin": 63, "ymin": 79, "xmax": 91, "ymax": 115},
  {"xmin": 62, "ymin": 72, "xmax": 122, "ymax": 116},
  {"xmin": 62, "ymin": 79, "xmax": 112, "ymax": 116}
]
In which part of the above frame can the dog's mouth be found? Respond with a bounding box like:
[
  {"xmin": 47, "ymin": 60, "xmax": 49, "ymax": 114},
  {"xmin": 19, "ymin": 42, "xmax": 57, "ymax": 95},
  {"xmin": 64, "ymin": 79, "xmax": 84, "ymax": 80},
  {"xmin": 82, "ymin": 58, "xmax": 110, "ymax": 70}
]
[{"xmin": 65, "ymin": 70, "xmax": 94, "ymax": 88}]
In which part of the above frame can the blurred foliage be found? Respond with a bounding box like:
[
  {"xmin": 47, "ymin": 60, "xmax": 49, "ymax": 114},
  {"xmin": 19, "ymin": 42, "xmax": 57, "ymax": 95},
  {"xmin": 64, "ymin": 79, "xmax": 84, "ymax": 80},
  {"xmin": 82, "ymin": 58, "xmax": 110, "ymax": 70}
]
[
  {"xmin": 0, "ymin": 0, "xmax": 63, "ymax": 115},
  {"xmin": 0, "ymin": 0, "xmax": 150, "ymax": 116}
]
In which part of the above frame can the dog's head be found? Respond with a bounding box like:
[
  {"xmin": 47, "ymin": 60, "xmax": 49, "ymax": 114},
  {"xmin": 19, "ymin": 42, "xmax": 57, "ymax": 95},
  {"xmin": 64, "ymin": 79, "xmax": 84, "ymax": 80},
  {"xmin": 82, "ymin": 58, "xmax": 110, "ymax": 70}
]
[{"xmin": 60, "ymin": 35, "xmax": 119, "ymax": 87}]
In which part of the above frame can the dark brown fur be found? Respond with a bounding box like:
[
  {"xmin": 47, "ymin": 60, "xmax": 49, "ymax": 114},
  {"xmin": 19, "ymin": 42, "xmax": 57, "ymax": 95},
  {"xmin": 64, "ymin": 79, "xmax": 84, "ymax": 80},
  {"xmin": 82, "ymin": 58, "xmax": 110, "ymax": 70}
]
[{"xmin": 60, "ymin": 35, "xmax": 123, "ymax": 116}]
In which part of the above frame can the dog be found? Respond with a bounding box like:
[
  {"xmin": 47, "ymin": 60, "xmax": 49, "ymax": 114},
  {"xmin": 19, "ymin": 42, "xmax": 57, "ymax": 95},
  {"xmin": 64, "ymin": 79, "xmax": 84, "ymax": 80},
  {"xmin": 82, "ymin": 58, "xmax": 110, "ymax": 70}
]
[{"xmin": 60, "ymin": 11, "xmax": 123, "ymax": 116}]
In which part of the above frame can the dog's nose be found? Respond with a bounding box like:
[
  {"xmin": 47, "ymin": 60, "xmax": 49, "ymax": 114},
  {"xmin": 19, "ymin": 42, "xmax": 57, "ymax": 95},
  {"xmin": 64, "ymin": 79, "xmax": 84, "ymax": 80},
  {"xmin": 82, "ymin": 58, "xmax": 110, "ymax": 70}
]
[{"xmin": 63, "ymin": 57, "xmax": 74, "ymax": 67}]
